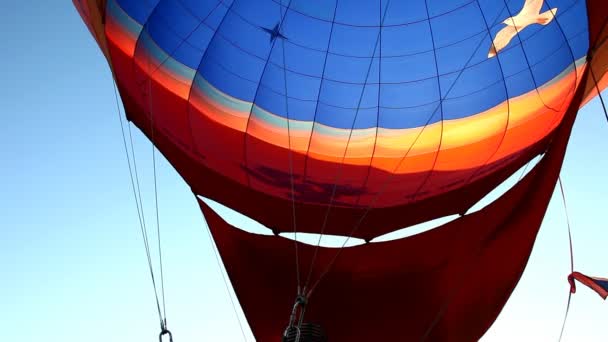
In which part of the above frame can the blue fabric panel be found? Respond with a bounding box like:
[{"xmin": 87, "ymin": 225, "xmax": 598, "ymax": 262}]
[{"xmin": 115, "ymin": 0, "xmax": 590, "ymax": 130}]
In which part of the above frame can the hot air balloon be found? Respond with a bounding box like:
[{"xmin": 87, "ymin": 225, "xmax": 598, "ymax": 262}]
[{"xmin": 73, "ymin": 0, "xmax": 608, "ymax": 340}]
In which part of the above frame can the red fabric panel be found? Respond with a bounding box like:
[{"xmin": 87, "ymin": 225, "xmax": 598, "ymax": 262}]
[{"xmin": 199, "ymin": 67, "xmax": 589, "ymax": 341}]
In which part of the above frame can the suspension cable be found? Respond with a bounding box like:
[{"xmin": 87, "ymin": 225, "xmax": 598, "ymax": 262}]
[
  {"xmin": 144, "ymin": 23, "xmax": 168, "ymax": 328},
  {"xmin": 136, "ymin": 1, "xmax": 227, "ymax": 331},
  {"xmin": 110, "ymin": 77, "xmax": 165, "ymax": 328},
  {"xmin": 557, "ymin": 176, "xmax": 574, "ymax": 342},
  {"xmin": 105, "ymin": 2, "xmax": 225, "ymax": 333},
  {"xmin": 201, "ymin": 208, "xmax": 248, "ymax": 342}
]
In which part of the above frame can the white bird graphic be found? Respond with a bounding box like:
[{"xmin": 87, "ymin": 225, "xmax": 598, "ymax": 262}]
[{"xmin": 488, "ymin": 0, "xmax": 558, "ymax": 58}]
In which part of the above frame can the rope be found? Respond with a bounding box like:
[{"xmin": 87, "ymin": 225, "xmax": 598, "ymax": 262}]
[
  {"xmin": 559, "ymin": 41, "xmax": 608, "ymax": 339},
  {"xmin": 144, "ymin": 23, "xmax": 168, "ymax": 327},
  {"xmin": 152, "ymin": 132, "xmax": 167, "ymax": 326},
  {"xmin": 558, "ymin": 292, "xmax": 572, "ymax": 342},
  {"xmin": 141, "ymin": 17, "xmax": 169, "ymax": 327},
  {"xmin": 110, "ymin": 78, "xmax": 165, "ymax": 328},
  {"xmin": 111, "ymin": 0, "xmax": 225, "ymax": 332},
  {"xmin": 201, "ymin": 210, "xmax": 249, "ymax": 342},
  {"xmin": 128, "ymin": 4, "xmax": 248, "ymax": 337},
  {"xmin": 557, "ymin": 176, "xmax": 574, "ymax": 342},
  {"xmin": 557, "ymin": 51, "xmax": 608, "ymax": 339},
  {"xmin": 558, "ymin": 14, "xmax": 608, "ymax": 342}
]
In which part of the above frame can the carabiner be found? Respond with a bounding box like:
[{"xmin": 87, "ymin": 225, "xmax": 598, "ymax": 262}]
[{"xmin": 159, "ymin": 328, "xmax": 173, "ymax": 342}]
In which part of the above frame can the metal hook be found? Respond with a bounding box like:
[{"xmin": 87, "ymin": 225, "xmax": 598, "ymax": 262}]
[
  {"xmin": 283, "ymin": 294, "xmax": 308, "ymax": 342},
  {"xmin": 159, "ymin": 328, "xmax": 173, "ymax": 342}
]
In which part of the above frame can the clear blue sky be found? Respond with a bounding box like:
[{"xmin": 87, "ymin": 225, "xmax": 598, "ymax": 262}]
[{"xmin": 1, "ymin": 2, "xmax": 607, "ymax": 341}]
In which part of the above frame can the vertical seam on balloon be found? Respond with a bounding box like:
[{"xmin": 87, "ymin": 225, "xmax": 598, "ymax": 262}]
[
  {"xmin": 130, "ymin": 0, "xmax": 160, "ymax": 102},
  {"xmin": 459, "ymin": 1, "xmax": 513, "ymax": 201},
  {"xmin": 357, "ymin": 0, "xmax": 384, "ymax": 207},
  {"xmin": 172, "ymin": 1, "xmax": 225, "ymax": 156},
  {"xmin": 300, "ymin": 0, "xmax": 340, "ymax": 181},
  {"xmin": 409, "ymin": 0, "xmax": 446, "ymax": 202},
  {"xmin": 543, "ymin": 0, "xmax": 580, "ymax": 112},
  {"xmin": 303, "ymin": 0, "xmax": 391, "ymax": 291},
  {"xmin": 241, "ymin": 0, "xmax": 294, "ymax": 189},
  {"xmin": 139, "ymin": 1, "xmax": 222, "ymax": 82},
  {"xmin": 184, "ymin": 0, "xmax": 235, "ymax": 166},
  {"xmin": 500, "ymin": 0, "xmax": 561, "ymax": 113},
  {"xmin": 276, "ymin": 0, "xmax": 303, "ymax": 294},
  {"xmin": 126, "ymin": 0, "xmax": 224, "ymax": 154}
]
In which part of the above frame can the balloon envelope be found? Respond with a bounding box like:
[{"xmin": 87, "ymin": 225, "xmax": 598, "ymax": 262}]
[{"xmin": 74, "ymin": 0, "xmax": 608, "ymax": 340}]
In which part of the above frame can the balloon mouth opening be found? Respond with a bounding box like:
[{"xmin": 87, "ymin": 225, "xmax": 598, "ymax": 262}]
[{"xmin": 197, "ymin": 151, "xmax": 544, "ymax": 246}]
